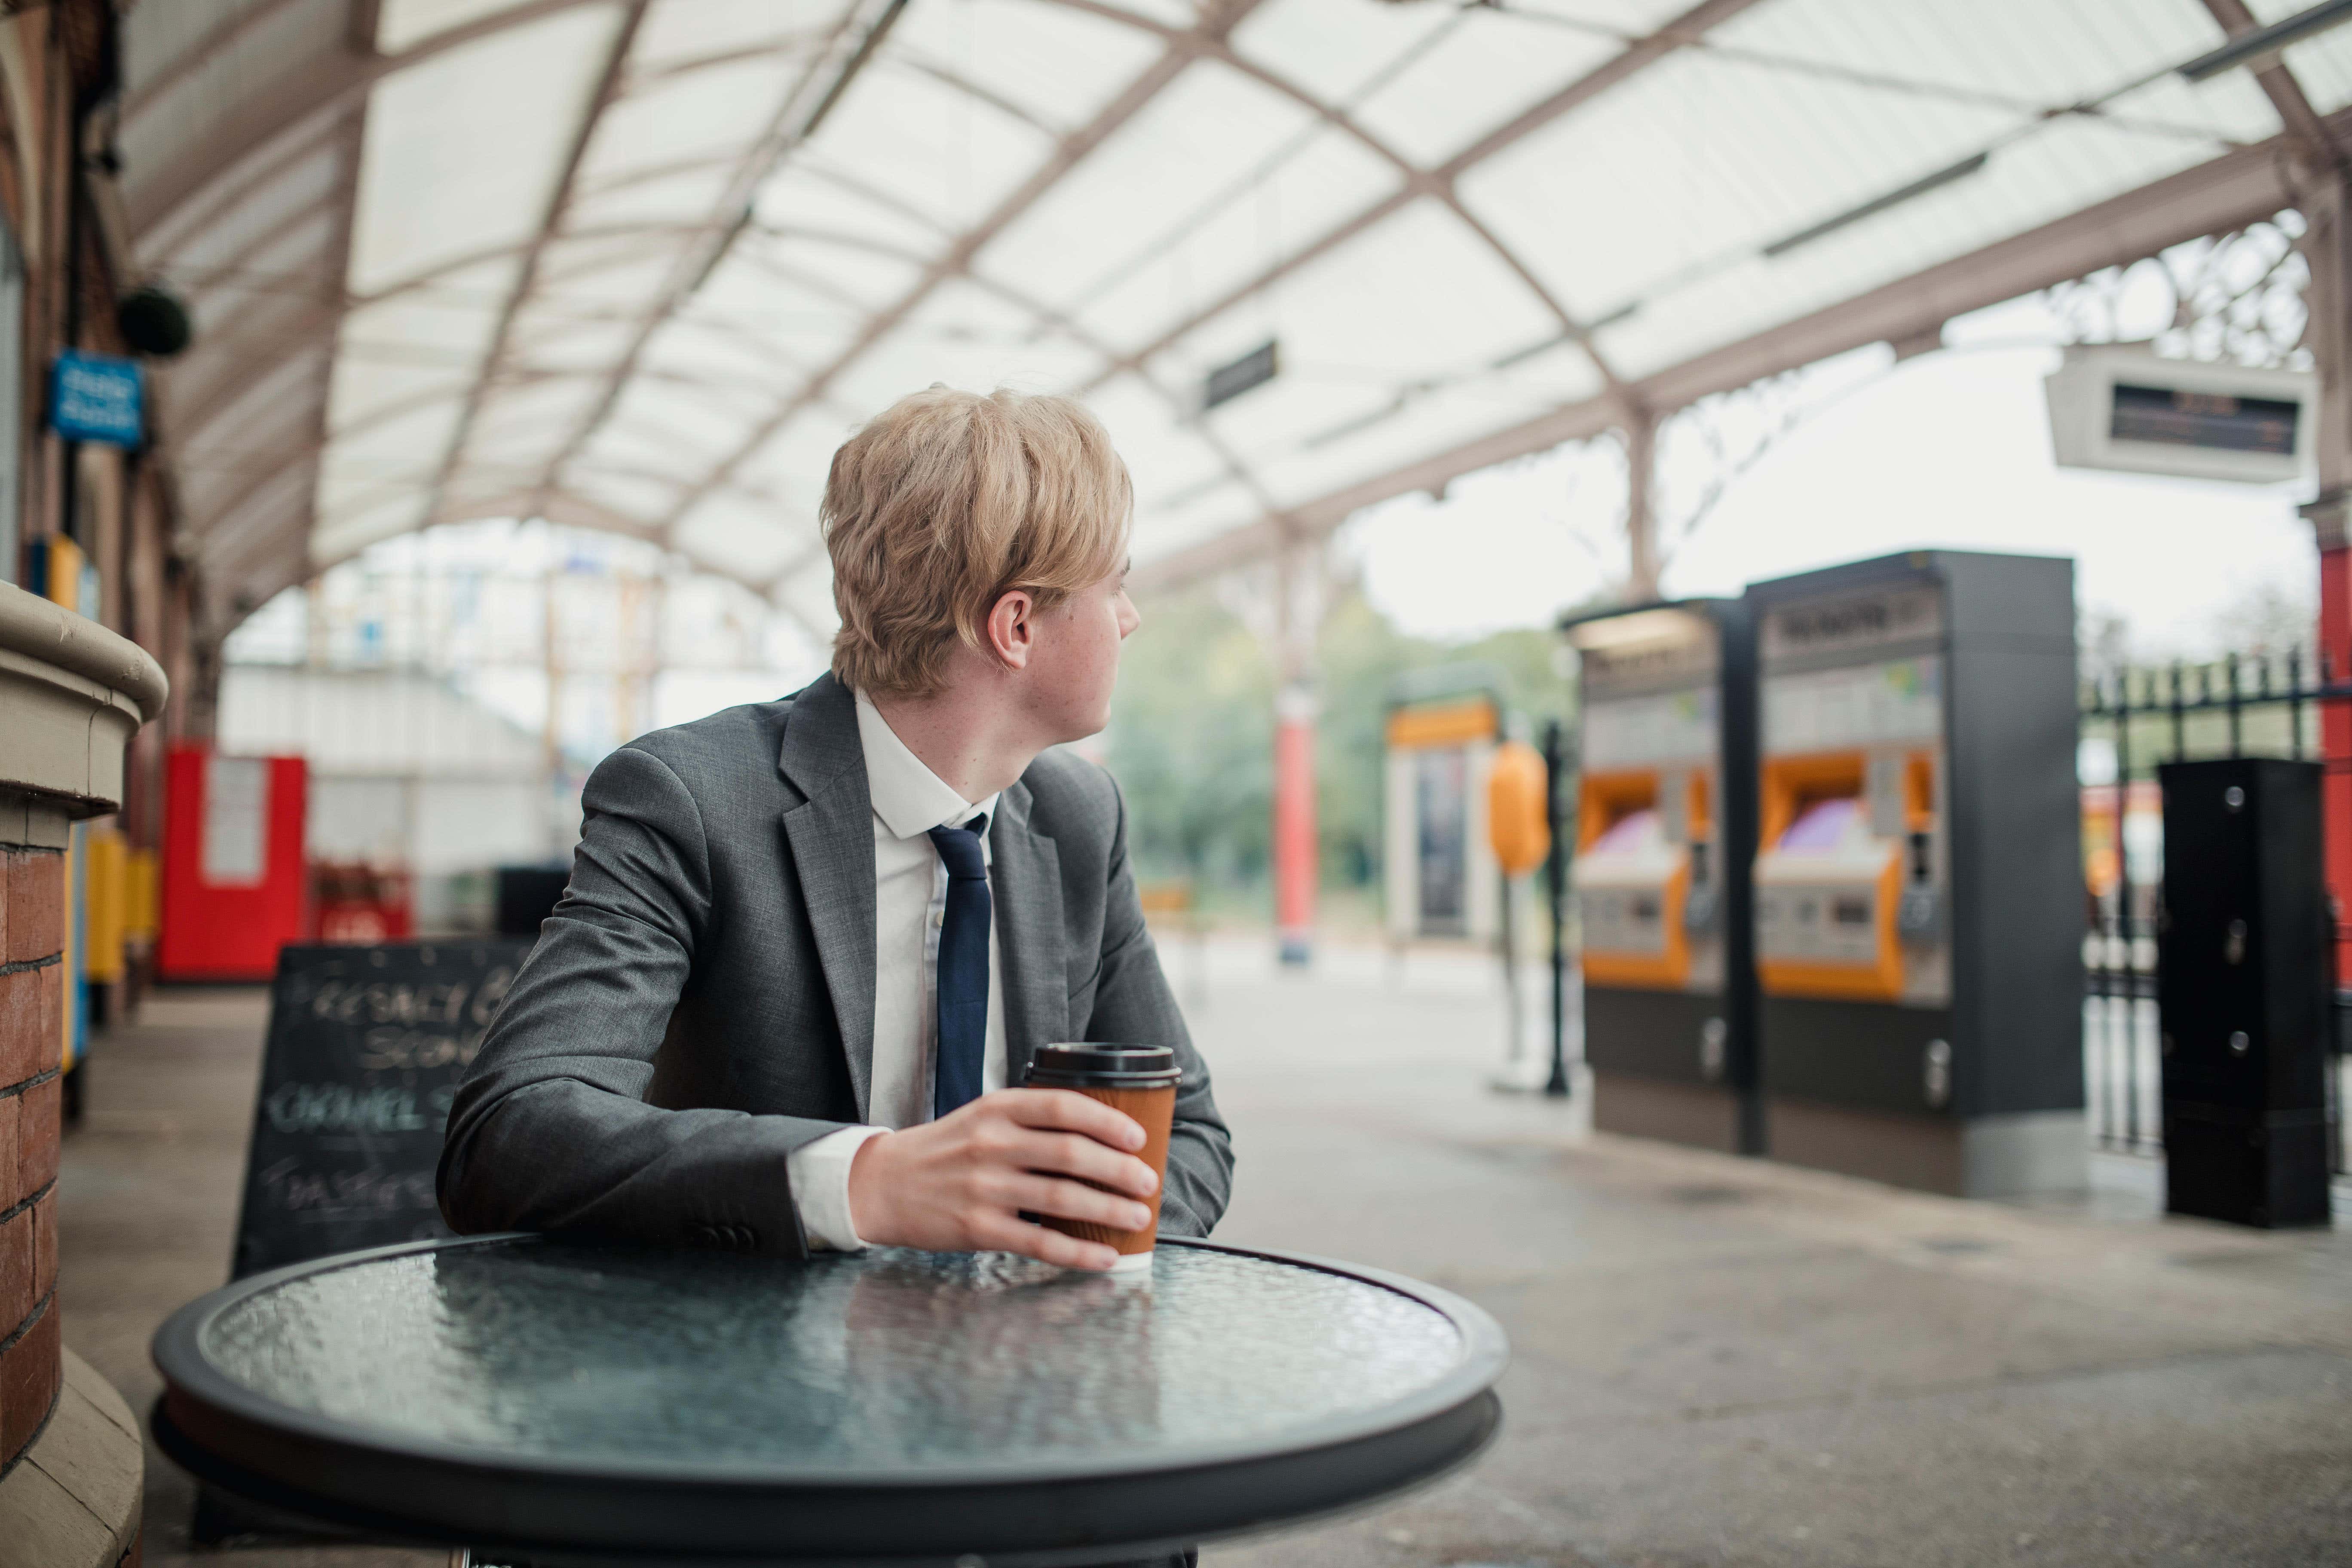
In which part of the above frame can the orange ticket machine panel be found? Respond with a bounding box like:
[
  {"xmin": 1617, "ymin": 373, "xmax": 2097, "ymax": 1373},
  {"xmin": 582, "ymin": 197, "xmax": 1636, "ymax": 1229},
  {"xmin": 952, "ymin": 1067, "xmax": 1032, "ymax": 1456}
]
[
  {"xmin": 1748, "ymin": 552, "xmax": 2083, "ymax": 1199},
  {"xmin": 1565, "ymin": 600, "xmax": 1759, "ymax": 1156},
  {"xmin": 1754, "ymin": 689, "xmax": 1946, "ymax": 1007}
]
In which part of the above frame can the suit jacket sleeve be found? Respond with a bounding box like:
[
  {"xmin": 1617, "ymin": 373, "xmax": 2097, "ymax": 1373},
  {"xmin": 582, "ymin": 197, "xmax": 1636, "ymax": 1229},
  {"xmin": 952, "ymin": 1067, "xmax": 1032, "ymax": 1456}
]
[
  {"xmin": 436, "ymin": 744, "xmax": 846, "ymax": 1254},
  {"xmin": 1078, "ymin": 778, "xmax": 1235, "ymax": 1238}
]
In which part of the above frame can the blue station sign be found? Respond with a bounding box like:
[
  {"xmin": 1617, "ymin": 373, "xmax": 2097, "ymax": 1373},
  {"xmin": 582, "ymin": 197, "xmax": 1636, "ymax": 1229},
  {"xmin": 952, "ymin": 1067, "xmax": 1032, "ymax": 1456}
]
[{"xmin": 50, "ymin": 349, "xmax": 144, "ymax": 447}]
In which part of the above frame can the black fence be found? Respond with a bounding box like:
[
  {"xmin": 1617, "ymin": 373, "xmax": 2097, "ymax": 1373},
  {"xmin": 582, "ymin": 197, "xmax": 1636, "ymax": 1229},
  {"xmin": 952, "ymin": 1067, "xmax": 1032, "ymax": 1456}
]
[{"xmin": 2079, "ymin": 650, "xmax": 2349, "ymax": 1173}]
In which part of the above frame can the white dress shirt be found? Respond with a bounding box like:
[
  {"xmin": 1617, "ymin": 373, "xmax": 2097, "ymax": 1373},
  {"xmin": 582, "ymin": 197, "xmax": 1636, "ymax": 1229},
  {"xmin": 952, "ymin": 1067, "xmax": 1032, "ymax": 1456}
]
[{"xmin": 783, "ymin": 689, "xmax": 1007, "ymax": 1249}]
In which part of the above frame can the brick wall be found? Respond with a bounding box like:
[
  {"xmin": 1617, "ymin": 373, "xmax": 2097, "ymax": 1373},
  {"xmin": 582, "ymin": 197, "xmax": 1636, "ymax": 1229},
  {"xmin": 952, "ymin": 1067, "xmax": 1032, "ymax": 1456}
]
[{"xmin": 0, "ymin": 845, "xmax": 63, "ymax": 1472}]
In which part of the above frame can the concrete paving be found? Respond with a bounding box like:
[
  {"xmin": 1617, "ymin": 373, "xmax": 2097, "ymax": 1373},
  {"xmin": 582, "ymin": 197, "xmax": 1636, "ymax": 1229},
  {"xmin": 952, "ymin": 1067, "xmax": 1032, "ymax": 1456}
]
[{"xmin": 53, "ymin": 941, "xmax": 2352, "ymax": 1568}]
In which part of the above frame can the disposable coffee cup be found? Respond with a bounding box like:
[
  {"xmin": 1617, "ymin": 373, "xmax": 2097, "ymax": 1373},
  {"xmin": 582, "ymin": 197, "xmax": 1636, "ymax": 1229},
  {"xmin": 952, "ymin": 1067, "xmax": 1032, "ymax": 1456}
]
[{"xmin": 1023, "ymin": 1043, "xmax": 1180, "ymax": 1272}]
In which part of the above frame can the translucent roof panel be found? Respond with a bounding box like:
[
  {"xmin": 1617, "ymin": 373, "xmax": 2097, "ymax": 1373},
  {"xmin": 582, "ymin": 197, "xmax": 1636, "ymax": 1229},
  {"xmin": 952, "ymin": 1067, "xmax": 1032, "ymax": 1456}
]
[{"xmin": 123, "ymin": 0, "xmax": 2318, "ymax": 627}]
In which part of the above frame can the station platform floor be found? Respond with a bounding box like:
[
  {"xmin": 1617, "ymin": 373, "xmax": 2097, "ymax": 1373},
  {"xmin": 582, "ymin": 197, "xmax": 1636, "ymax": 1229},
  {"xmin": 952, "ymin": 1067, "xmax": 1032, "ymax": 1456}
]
[{"xmin": 55, "ymin": 937, "xmax": 2352, "ymax": 1568}]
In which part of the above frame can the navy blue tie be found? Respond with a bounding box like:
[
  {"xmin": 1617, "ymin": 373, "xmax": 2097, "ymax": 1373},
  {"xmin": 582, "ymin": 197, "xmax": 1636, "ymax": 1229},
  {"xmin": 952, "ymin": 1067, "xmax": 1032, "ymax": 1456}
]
[{"xmin": 928, "ymin": 814, "xmax": 990, "ymax": 1118}]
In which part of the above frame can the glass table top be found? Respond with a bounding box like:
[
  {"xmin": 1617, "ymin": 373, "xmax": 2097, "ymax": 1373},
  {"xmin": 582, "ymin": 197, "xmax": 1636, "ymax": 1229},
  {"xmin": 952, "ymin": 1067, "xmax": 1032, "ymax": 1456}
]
[{"xmin": 193, "ymin": 1240, "xmax": 1474, "ymax": 1474}]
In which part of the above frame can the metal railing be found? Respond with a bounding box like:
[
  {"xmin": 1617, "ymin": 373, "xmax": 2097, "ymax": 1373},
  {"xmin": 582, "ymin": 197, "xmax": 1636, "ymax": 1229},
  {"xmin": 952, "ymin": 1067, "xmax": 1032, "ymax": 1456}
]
[{"xmin": 2079, "ymin": 650, "xmax": 2349, "ymax": 1173}]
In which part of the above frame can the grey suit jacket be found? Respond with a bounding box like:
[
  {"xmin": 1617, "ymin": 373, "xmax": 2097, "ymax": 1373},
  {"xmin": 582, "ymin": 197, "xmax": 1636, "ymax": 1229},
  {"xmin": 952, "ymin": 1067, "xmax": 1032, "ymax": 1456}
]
[{"xmin": 437, "ymin": 672, "xmax": 1233, "ymax": 1254}]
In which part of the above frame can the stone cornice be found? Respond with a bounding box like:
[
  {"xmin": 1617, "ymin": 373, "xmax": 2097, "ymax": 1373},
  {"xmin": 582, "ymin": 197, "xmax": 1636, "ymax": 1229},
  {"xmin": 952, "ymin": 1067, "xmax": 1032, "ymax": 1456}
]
[{"xmin": 0, "ymin": 580, "xmax": 169, "ymax": 818}]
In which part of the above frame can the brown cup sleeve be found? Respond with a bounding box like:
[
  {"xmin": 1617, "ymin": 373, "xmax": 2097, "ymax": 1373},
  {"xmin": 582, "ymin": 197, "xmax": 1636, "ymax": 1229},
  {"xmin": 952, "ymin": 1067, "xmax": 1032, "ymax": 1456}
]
[{"xmin": 1035, "ymin": 1082, "xmax": 1176, "ymax": 1257}]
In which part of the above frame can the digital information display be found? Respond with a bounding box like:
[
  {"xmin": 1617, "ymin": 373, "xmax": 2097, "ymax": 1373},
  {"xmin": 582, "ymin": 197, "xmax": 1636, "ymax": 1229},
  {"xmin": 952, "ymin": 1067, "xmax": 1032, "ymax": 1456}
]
[{"xmin": 2109, "ymin": 382, "xmax": 2299, "ymax": 456}]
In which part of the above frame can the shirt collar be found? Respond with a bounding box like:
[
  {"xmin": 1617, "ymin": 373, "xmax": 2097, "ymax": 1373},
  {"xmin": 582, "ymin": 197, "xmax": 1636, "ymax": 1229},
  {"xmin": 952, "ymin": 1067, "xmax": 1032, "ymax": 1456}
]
[{"xmin": 854, "ymin": 688, "xmax": 999, "ymax": 842}]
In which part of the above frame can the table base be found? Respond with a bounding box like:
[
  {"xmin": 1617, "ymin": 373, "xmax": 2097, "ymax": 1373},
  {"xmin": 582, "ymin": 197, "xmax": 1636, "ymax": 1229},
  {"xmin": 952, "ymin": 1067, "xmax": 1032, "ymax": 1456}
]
[{"xmin": 155, "ymin": 1391, "xmax": 1500, "ymax": 1568}]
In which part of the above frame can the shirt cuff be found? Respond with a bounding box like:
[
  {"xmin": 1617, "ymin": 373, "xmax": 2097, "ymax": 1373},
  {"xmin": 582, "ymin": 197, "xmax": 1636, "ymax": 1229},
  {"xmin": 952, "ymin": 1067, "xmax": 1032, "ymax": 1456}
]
[{"xmin": 787, "ymin": 1125, "xmax": 890, "ymax": 1251}]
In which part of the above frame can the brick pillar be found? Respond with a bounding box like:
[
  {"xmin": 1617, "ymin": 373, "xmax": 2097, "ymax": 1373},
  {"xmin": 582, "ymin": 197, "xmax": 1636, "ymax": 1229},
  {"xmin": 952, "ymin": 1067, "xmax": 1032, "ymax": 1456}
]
[
  {"xmin": 0, "ymin": 844, "xmax": 64, "ymax": 1469},
  {"xmin": 0, "ymin": 577, "xmax": 165, "ymax": 1522}
]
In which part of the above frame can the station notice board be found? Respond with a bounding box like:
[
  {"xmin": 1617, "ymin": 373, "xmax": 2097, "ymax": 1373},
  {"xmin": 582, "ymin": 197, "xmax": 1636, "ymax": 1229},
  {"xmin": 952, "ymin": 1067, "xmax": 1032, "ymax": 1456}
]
[{"xmin": 231, "ymin": 940, "xmax": 528, "ymax": 1280}]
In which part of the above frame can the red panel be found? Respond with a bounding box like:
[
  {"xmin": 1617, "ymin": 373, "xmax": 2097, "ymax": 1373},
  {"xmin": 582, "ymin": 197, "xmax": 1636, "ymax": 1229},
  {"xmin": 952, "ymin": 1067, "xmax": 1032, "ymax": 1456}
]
[
  {"xmin": 1273, "ymin": 708, "xmax": 1316, "ymax": 959},
  {"xmin": 158, "ymin": 748, "xmax": 309, "ymax": 982},
  {"xmin": 2323, "ymin": 546, "xmax": 2352, "ymax": 980}
]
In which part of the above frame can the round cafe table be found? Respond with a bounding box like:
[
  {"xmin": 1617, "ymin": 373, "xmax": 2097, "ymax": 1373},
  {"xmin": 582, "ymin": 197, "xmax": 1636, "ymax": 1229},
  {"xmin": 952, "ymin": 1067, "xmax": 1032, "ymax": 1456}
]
[{"xmin": 151, "ymin": 1234, "xmax": 1507, "ymax": 1566}]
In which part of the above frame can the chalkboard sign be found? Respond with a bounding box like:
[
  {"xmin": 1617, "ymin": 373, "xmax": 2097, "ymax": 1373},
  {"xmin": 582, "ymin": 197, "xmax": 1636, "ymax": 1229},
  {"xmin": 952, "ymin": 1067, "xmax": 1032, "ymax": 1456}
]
[{"xmin": 230, "ymin": 941, "xmax": 528, "ymax": 1280}]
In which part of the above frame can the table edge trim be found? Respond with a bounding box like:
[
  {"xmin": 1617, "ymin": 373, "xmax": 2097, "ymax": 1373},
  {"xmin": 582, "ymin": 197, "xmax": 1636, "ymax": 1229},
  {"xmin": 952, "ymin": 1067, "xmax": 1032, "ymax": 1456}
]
[{"xmin": 152, "ymin": 1233, "xmax": 1511, "ymax": 1490}]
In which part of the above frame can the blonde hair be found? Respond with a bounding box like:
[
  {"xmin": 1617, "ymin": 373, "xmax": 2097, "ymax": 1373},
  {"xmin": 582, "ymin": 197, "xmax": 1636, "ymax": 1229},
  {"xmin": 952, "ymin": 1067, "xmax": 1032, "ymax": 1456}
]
[{"xmin": 824, "ymin": 386, "xmax": 1133, "ymax": 698}]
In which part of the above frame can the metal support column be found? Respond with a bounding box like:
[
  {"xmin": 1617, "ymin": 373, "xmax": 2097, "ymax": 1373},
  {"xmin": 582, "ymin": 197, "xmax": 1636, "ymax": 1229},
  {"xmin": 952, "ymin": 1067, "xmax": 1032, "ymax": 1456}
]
[
  {"xmin": 1623, "ymin": 407, "xmax": 1661, "ymax": 602},
  {"xmin": 1542, "ymin": 717, "xmax": 1571, "ymax": 1097},
  {"xmin": 1272, "ymin": 536, "xmax": 1319, "ymax": 967}
]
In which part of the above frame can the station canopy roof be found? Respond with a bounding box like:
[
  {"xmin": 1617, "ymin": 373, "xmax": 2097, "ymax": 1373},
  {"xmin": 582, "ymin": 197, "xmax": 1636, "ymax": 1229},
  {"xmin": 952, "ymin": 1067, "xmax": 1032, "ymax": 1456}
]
[{"xmin": 122, "ymin": 0, "xmax": 2352, "ymax": 632}]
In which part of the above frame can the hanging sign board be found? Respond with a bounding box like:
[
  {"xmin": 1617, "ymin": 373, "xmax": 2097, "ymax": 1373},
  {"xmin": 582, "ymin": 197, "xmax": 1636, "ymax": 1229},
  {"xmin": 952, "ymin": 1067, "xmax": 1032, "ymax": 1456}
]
[
  {"xmin": 1205, "ymin": 339, "xmax": 1279, "ymax": 411},
  {"xmin": 49, "ymin": 349, "xmax": 144, "ymax": 447},
  {"xmin": 230, "ymin": 940, "xmax": 528, "ymax": 1279},
  {"xmin": 2045, "ymin": 346, "xmax": 2312, "ymax": 484}
]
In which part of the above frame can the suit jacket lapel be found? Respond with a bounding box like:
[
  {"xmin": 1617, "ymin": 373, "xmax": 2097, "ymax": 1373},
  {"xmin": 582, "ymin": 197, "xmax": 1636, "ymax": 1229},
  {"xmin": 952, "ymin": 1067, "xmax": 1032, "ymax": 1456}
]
[
  {"xmin": 990, "ymin": 780, "xmax": 1066, "ymax": 1082},
  {"xmin": 776, "ymin": 674, "xmax": 879, "ymax": 1119}
]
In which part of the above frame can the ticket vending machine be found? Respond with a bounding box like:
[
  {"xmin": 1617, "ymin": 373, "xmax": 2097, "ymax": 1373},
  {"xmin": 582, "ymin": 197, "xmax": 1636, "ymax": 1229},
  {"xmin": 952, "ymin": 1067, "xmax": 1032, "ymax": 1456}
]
[
  {"xmin": 1747, "ymin": 551, "xmax": 2083, "ymax": 1197},
  {"xmin": 1565, "ymin": 601, "xmax": 1761, "ymax": 1155}
]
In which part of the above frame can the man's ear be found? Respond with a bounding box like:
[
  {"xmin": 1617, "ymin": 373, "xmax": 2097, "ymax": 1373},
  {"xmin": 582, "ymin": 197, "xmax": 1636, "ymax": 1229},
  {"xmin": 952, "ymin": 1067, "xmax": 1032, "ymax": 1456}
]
[{"xmin": 985, "ymin": 588, "xmax": 1035, "ymax": 671}]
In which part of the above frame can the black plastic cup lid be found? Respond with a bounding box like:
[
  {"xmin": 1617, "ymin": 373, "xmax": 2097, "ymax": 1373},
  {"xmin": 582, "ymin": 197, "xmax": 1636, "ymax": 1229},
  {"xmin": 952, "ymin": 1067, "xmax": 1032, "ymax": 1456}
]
[{"xmin": 1025, "ymin": 1043, "xmax": 1182, "ymax": 1088}]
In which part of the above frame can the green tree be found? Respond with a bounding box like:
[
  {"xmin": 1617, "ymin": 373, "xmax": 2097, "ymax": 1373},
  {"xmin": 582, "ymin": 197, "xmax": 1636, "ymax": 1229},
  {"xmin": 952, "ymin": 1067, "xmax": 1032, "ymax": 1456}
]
[
  {"xmin": 1102, "ymin": 592, "xmax": 1274, "ymax": 898},
  {"xmin": 1314, "ymin": 592, "xmax": 1438, "ymax": 891},
  {"xmin": 1107, "ymin": 587, "xmax": 1587, "ymax": 916}
]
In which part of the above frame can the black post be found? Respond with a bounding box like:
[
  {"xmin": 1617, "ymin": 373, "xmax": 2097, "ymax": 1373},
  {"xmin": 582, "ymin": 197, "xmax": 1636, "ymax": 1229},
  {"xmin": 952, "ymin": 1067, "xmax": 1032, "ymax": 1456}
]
[
  {"xmin": 2290, "ymin": 644, "xmax": 2305, "ymax": 760},
  {"xmin": 2171, "ymin": 660, "xmax": 2187, "ymax": 757},
  {"xmin": 2227, "ymin": 650, "xmax": 2242, "ymax": 756},
  {"xmin": 2116, "ymin": 669, "xmax": 2138, "ymax": 1151},
  {"xmin": 1542, "ymin": 717, "xmax": 1570, "ymax": 1098}
]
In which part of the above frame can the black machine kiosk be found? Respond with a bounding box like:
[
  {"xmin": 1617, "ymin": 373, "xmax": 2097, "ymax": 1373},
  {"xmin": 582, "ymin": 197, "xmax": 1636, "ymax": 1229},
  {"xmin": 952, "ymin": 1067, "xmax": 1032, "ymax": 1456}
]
[
  {"xmin": 1563, "ymin": 600, "xmax": 1762, "ymax": 1156},
  {"xmin": 1743, "ymin": 550, "xmax": 2084, "ymax": 1197}
]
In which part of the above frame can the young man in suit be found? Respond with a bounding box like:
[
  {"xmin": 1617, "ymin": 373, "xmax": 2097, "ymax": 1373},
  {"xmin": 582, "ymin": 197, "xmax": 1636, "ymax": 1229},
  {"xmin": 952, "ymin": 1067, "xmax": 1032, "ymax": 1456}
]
[{"xmin": 439, "ymin": 385, "xmax": 1232, "ymax": 1270}]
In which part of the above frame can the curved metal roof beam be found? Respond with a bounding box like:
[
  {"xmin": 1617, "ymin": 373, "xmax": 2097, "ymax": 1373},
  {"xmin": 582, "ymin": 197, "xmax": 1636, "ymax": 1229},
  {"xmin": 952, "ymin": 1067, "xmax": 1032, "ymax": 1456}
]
[
  {"xmin": 887, "ymin": 53, "xmax": 1067, "ymax": 138},
  {"xmin": 625, "ymin": 29, "xmax": 833, "ymax": 89},
  {"xmin": 175, "ymin": 390, "xmax": 318, "ymax": 478},
  {"xmin": 2197, "ymin": 0, "xmax": 2346, "ymax": 167},
  {"xmin": 167, "ymin": 337, "xmax": 334, "ymax": 452},
  {"xmin": 305, "ymin": 458, "xmax": 799, "ymax": 551},
  {"xmin": 164, "ymin": 223, "xmax": 717, "ymax": 422},
  {"xmin": 184, "ymin": 387, "xmax": 465, "ymax": 539},
  {"xmin": 1062, "ymin": 0, "xmax": 1770, "ymax": 403},
  {"xmin": 518, "ymin": 0, "xmax": 882, "ymax": 521},
  {"xmin": 652, "ymin": 0, "xmax": 1274, "ymax": 538},
  {"xmin": 167, "ymin": 96, "xmax": 368, "ymax": 584},
  {"xmin": 187, "ymin": 359, "xmax": 840, "ymax": 544},
  {"xmin": 145, "ymin": 0, "xmax": 1592, "ymax": 556},
  {"xmin": 655, "ymin": 0, "xmax": 1783, "ymax": 535},
  {"xmin": 606, "ymin": 36, "xmax": 1063, "ymax": 140},
  {"xmin": 1018, "ymin": 0, "xmax": 1605, "ymax": 381},
  {"xmin": 206, "ymin": 521, "xmax": 318, "ymax": 620},
  {"xmin": 417, "ymin": 5, "xmax": 649, "ymax": 545},
  {"xmin": 168, "ymin": 224, "xmax": 679, "ymax": 324},
  {"xmin": 129, "ymin": 0, "xmax": 626, "ymax": 239},
  {"xmin": 181, "ymin": 477, "xmax": 313, "ymax": 580},
  {"xmin": 173, "ymin": 226, "xmax": 861, "ymax": 525},
  {"xmin": 572, "ymin": 150, "xmax": 757, "ymax": 203},
  {"xmin": 122, "ymin": 0, "xmax": 322, "ymax": 129},
  {"xmin": 198, "ymin": 462, "xmax": 323, "ymax": 570},
  {"xmin": 200, "ymin": 376, "xmax": 785, "ymax": 544},
  {"xmin": 306, "ymin": 489, "xmax": 803, "ymax": 604},
  {"xmin": 160, "ymin": 213, "xmax": 342, "ymax": 318},
  {"xmin": 141, "ymin": 0, "xmax": 1739, "ymax": 593},
  {"xmin": 141, "ymin": 122, "xmax": 356, "ymax": 278},
  {"xmin": 309, "ymin": 487, "xmax": 652, "ymax": 568},
  {"xmin": 731, "ymin": 224, "xmax": 1287, "ymax": 518}
]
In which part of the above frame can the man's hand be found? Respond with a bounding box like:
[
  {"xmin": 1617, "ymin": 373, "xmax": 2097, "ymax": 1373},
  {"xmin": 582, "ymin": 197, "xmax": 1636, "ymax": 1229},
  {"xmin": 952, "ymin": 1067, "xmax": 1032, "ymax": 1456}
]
[{"xmin": 845, "ymin": 1089, "xmax": 1159, "ymax": 1270}]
